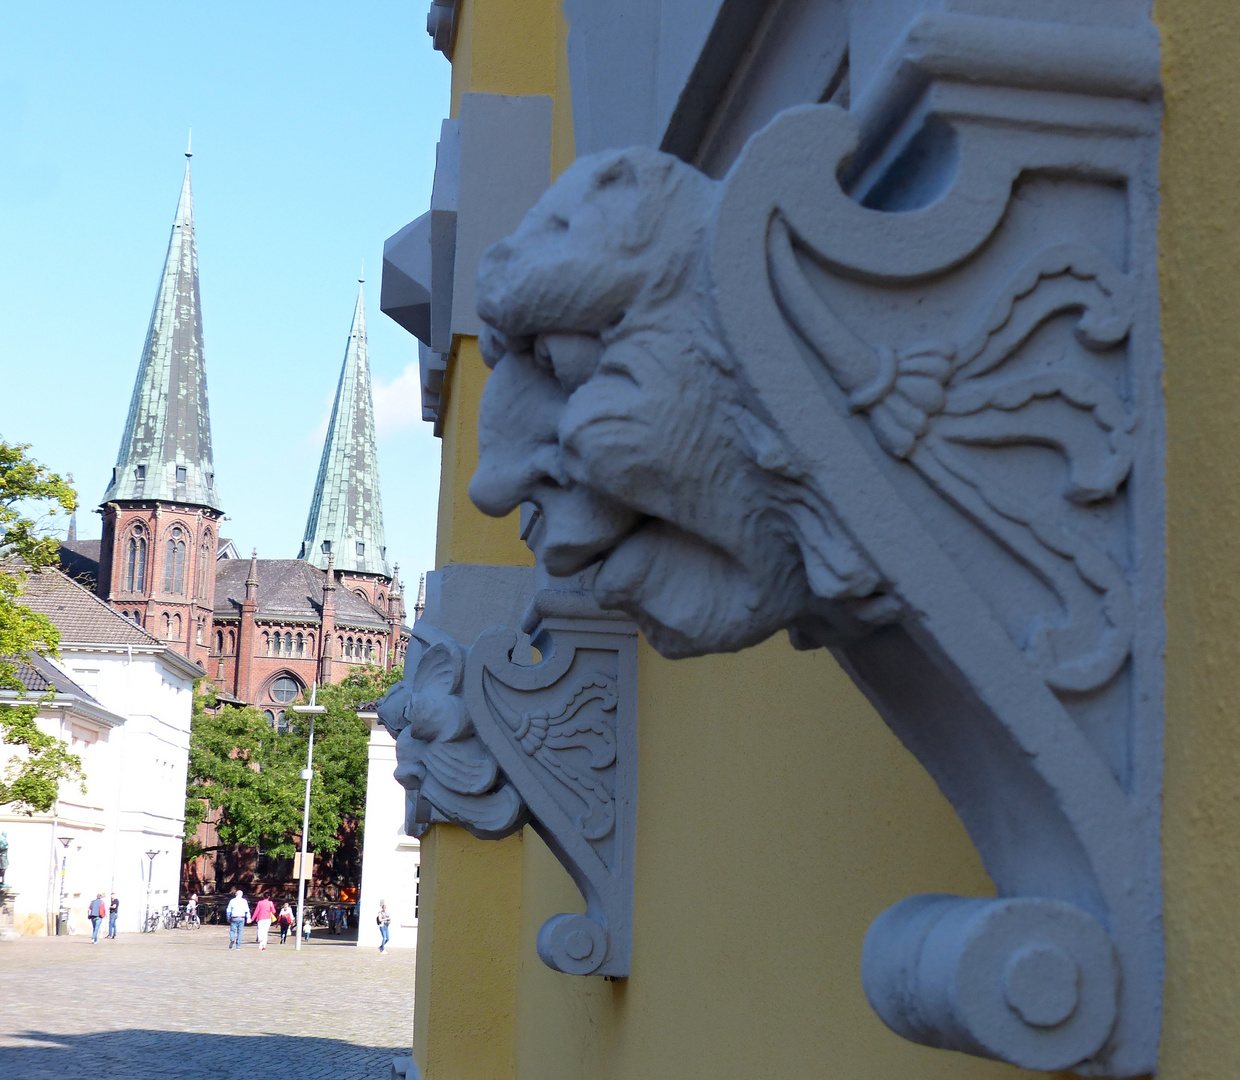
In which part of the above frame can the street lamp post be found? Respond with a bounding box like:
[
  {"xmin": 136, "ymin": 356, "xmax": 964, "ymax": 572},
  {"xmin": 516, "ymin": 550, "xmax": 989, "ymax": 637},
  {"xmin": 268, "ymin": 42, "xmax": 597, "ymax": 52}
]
[
  {"xmin": 56, "ymin": 837, "xmax": 71, "ymax": 935},
  {"xmin": 292, "ymin": 684, "xmax": 325, "ymax": 951},
  {"xmin": 144, "ymin": 850, "xmax": 159, "ymax": 932}
]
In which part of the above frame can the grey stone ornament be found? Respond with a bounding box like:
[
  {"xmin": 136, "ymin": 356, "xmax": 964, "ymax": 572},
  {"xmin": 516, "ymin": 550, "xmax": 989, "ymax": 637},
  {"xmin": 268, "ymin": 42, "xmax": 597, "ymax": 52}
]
[
  {"xmin": 469, "ymin": 8, "xmax": 1164, "ymax": 1074},
  {"xmin": 377, "ymin": 571, "xmax": 638, "ymax": 978}
]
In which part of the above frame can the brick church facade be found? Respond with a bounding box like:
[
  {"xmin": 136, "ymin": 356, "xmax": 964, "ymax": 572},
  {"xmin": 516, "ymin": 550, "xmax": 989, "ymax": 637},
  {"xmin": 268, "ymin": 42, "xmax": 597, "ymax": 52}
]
[{"xmin": 61, "ymin": 150, "xmax": 411, "ymax": 720}]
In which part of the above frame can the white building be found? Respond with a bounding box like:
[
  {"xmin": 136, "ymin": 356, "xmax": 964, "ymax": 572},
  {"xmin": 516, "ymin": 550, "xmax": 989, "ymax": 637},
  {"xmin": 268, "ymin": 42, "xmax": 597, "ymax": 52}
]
[
  {"xmin": 357, "ymin": 712, "xmax": 419, "ymax": 949},
  {"xmin": 0, "ymin": 567, "xmax": 200, "ymax": 935}
]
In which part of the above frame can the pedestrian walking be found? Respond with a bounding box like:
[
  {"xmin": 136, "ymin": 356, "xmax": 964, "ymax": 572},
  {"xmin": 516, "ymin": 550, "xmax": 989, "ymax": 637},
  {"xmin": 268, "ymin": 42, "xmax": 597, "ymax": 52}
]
[
  {"xmin": 225, "ymin": 889, "xmax": 250, "ymax": 951},
  {"xmin": 376, "ymin": 901, "xmax": 391, "ymax": 953},
  {"xmin": 107, "ymin": 894, "xmax": 119, "ymax": 939},
  {"xmin": 302, "ymin": 909, "xmax": 312, "ymax": 941},
  {"xmin": 88, "ymin": 893, "xmax": 106, "ymax": 943},
  {"xmin": 253, "ymin": 894, "xmax": 276, "ymax": 951},
  {"xmin": 278, "ymin": 902, "xmax": 294, "ymax": 944}
]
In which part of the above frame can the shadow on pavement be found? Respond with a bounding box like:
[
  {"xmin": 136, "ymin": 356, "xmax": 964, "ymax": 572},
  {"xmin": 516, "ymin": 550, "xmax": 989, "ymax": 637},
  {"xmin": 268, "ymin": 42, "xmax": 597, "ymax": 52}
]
[{"xmin": 0, "ymin": 1028, "xmax": 402, "ymax": 1080}]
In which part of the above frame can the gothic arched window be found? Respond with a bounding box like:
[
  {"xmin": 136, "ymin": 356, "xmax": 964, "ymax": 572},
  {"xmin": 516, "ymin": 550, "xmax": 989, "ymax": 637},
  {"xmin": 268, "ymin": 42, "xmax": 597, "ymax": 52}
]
[
  {"xmin": 306, "ymin": 633, "xmax": 315, "ymax": 654},
  {"xmin": 161, "ymin": 612, "xmax": 171, "ymax": 637},
  {"xmin": 172, "ymin": 613, "xmax": 182, "ymax": 639},
  {"xmin": 164, "ymin": 526, "xmax": 187, "ymax": 593},
  {"xmin": 126, "ymin": 525, "xmax": 148, "ymax": 592},
  {"xmin": 262, "ymin": 631, "xmax": 270, "ymax": 653},
  {"xmin": 215, "ymin": 630, "xmax": 224, "ymax": 654},
  {"xmin": 295, "ymin": 633, "xmax": 304, "ymax": 656},
  {"xmin": 284, "ymin": 632, "xmax": 293, "ymax": 655},
  {"xmin": 227, "ymin": 630, "xmax": 235, "ymax": 653}
]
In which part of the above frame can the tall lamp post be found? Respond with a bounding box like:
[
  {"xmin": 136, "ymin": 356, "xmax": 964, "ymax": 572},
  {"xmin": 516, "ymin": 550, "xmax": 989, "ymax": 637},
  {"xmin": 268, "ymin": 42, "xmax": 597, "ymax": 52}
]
[
  {"xmin": 56, "ymin": 836, "xmax": 71, "ymax": 935},
  {"xmin": 144, "ymin": 850, "xmax": 159, "ymax": 932},
  {"xmin": 292, "ymin": 684, "xmax": 325, "ymax": 951}
]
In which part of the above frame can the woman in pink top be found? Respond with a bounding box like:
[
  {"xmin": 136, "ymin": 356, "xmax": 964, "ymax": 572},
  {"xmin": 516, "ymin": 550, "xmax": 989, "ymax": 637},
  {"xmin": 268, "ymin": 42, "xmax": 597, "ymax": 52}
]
[{"xmin": 253, "ymin": 895, "xmax": 277, "ymax": 950}]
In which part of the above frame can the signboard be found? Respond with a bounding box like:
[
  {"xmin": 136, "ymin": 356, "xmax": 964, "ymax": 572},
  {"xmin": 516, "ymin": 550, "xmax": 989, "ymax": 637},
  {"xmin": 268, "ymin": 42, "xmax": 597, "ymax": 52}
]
[{"xmin": 293, "ymin": 852, "xmax": 315, "ymax": 880}]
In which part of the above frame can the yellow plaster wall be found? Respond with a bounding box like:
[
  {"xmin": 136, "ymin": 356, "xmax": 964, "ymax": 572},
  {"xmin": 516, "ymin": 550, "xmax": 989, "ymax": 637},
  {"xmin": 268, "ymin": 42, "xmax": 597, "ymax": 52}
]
[
  {"xmin": 513, "ymin": 639, "xmax": 1045, "ymax": 1080},
  {"xmin": 435, "ymin": 338, "xmax": 532, "ymax": 570},
  {"xmin": 416, "ymin": 3, "xmax": 569, "ymax": 1077},
  {"xmin": 1155, "ymin": 3, "xmax": 1240, "ymax": 1077},
  {"xmin": 413, "ymin": 826, "xmax": 524, "ymax": 1080}
]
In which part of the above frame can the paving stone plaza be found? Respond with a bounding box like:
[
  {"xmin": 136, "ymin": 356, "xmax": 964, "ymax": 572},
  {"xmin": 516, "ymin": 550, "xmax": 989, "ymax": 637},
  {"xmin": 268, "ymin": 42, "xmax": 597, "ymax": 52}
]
[{"xmin": 0, "ymin": 927, "xmax": 415, "ymax": 1079}]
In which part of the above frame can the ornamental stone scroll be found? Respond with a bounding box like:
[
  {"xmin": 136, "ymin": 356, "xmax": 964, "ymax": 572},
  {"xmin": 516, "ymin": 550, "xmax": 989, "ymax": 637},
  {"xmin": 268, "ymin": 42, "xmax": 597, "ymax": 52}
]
[
  {"xmin": 376, "ymin": 563, "xmax": 638, "ymax": 978},
  {"xmin": 467, "ymin": 9, "xmax": 1164, "ymax": 1076}
]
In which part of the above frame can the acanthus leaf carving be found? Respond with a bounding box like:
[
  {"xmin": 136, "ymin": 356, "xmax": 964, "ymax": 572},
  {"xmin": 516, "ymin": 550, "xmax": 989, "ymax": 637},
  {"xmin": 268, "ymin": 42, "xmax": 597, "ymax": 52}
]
[{"xmin": 378, "ymin": 589, "xmax": 638, "ymax": 977}]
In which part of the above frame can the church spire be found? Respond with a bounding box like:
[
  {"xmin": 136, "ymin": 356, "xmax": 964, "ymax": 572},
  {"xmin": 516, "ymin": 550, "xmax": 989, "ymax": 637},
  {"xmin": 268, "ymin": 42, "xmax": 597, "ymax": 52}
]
[
  {"xmin": 299, "ymin": 277, "xmax": 391, "ymax": 578},
  {"xmin": 102, "ymin": 152, "xmax": 222, "ymax": 512}
]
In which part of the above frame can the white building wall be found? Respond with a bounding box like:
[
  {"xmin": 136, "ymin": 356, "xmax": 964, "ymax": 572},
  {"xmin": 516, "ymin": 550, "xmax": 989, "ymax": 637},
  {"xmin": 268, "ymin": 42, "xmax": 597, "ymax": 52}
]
[
  {"xmin": 2, "ymin": 645, "xmax": 194, "ymax": 935},
  {"xmin": 357, "ymin": 717, "xmax": 419, "ymax": 949}
]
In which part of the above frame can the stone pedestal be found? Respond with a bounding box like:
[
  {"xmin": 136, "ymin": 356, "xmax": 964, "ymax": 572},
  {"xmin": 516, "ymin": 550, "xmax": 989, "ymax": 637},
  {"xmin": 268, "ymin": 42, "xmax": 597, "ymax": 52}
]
[{"xmin": 0, "ymin": 888, "xmax": 18, "ymax": 941}]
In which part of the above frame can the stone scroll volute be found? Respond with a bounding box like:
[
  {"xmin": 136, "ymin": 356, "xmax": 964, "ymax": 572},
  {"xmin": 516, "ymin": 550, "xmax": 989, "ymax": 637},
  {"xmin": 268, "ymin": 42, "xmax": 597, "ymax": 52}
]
[{"xmin": 468, "ymin": 12, "xmax": 1164, "ymax": 1076}]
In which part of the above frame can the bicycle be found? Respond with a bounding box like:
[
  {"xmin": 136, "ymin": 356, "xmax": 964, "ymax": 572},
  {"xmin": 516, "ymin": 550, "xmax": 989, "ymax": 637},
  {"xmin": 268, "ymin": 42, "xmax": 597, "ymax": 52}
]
[
  {"xmin": 184, "ymin": 908, "xmax": 201, "ymax": 929},
  {"xmin": 142, "ymin": 911, "xmax": 160, "ymax": 933}
]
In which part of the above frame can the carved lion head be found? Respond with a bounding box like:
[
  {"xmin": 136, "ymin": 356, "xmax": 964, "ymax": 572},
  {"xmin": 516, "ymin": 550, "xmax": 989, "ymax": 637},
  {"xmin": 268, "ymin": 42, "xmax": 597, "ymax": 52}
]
[{"xmin": 472, "ymin": 148, "xmax": 891, "ymax": 657}]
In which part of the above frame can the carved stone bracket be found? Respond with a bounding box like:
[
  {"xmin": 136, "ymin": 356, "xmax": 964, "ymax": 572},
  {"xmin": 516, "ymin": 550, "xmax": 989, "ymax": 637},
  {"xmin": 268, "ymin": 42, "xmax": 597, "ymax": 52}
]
[
  {"xmin": 467, "ymin": 9, "xmax": 1164, "ymax": 1075},
  {"xmin": 378, "ymin": 578, "xmax": 638, "ymax": 978}
]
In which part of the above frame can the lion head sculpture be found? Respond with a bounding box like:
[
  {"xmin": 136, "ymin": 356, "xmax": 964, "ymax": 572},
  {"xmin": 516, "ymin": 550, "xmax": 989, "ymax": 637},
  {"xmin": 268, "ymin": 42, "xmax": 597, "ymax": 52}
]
[{"xmin": 471, "ymin": 147, "xmax": 898, "ymax": 658}]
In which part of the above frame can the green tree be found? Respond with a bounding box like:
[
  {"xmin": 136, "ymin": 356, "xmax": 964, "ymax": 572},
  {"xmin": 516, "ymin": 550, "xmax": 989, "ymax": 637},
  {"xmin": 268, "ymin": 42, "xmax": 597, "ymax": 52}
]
[
  {"xmin": 184, "ymin": 664, "xmax": 401, "ymax": 860},
  {"xmin": 0, "ymin": 441, "xmax": 84, "ymax": 813}
]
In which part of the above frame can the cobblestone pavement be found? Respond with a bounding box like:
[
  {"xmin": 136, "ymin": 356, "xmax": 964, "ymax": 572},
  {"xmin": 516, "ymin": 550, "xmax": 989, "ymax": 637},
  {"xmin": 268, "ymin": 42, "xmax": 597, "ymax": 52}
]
[{"xmin": 0, "ymin": 925, "xmax": 416, "ymax": 1080}]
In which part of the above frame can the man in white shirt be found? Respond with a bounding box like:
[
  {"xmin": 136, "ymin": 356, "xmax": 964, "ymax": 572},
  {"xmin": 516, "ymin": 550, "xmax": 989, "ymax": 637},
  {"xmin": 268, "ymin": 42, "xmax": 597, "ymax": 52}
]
[{"xmin": 225, "ymin": 889, "xmax": 251, "ymax": 951}]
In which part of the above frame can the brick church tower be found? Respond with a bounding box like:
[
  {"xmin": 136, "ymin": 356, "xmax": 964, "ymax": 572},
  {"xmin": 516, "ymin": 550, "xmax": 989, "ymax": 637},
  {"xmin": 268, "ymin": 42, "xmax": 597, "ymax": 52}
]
[
  {"xmin": 97, "ymin": 145, "xmax": 223, "ymax": 670},
  {"xmin": 297, "ymin": 277, "xmax": 398, "ymax": 616}
]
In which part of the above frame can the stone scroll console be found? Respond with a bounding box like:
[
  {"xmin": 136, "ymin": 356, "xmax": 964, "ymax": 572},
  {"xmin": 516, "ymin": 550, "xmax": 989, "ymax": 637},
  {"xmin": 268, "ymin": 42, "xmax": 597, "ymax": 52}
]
[
  {"xmin": 461, "ymin": 11, "xmax": 1165, "ymax": 1078},
  {"xmin": 377, "ymin": 574, "xmax": 638, "ymax": 978}
]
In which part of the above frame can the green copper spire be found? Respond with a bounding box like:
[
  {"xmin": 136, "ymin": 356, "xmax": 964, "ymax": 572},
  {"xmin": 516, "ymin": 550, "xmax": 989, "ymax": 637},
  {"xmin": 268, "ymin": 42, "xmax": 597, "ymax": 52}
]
[
  {"xmin": 299, "ymin": 279, "xmax": 391, "ymax": 578},
  {"xmin": 102, "ymin": 149, "xmax": 222, "ymax": 512}
]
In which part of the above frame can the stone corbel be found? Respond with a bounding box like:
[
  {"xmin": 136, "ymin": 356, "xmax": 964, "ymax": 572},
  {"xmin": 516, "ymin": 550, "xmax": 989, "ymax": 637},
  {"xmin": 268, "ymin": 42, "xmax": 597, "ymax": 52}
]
[
  {"xmin": 467, "ymin": 10, "xmax": 1163, "ymax": 1074},
  {"xmin": 377, "ymin": 566, "xmax": 638, "ymax": 978}
]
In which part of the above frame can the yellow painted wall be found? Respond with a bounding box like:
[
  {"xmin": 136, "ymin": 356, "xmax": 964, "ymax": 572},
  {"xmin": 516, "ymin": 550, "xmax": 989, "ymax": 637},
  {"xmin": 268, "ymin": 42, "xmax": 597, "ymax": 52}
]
[
  {"xmin": 1155, "ymin": 3, "xmax": 1240, "ymax": 1077},
  {"xmin": 512, "ymin": 640, "xmax": 1043, "ymax": 1080},
  {"xmin": 435, "ymin": 337, "xmax": 533, "ymax": 570},
  {"xmin": 416, "ymin": 2, "xmax": 570, "ymax": 1077}
]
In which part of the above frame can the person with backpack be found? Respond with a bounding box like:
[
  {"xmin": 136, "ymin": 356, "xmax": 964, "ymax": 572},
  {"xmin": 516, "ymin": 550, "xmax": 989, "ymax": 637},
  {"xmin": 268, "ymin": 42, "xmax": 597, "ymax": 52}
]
[
  {"xmin": 278, "ymin": 902, "xmax": 294, "ymax": 944},
  {"xmin": 376, "ymin": 901, "xmax": 391, "ymax": 953},
  {"xmin": 88, "ymin": 894, "xmax": 106, "ymax": 943}
]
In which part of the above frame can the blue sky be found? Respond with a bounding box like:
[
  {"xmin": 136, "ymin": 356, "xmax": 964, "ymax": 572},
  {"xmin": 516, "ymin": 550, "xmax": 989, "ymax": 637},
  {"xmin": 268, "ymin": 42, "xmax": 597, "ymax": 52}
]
[{"xmin": 0, "ymin": 3, "xmax": 450, "ymax": 585}]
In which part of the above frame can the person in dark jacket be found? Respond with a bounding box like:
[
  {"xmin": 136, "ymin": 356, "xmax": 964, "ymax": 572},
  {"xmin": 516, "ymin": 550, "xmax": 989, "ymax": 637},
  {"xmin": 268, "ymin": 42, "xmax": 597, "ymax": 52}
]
[{"xmin": 107, "ymin": 895, "xmax": 119, "ymax": 939}]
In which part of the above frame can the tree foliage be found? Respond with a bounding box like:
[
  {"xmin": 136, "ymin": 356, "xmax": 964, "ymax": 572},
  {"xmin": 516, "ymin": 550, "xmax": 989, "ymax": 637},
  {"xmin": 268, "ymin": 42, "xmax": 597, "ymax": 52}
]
[
  {"xmin": 0, "ymin": 440, "xmax": 83, "ymax": 813},
  {"xmin": 184, "ymin": 665, "xmax": 401, "ymax": 859}
]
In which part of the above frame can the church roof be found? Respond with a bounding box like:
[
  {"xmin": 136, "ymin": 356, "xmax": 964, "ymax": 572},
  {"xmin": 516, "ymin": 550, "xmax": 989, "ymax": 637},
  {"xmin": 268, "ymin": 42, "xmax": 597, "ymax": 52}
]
[
  {"xmin": 298, "ymin": 280, "xmax": 391, "ymax": 578},
  {"xmin": 213, "ymin": 557, "xmax": 390, "ymax": 630},
  {"xmin": 16, "ymin": 565, "xmax": 162, "ymax": 646},
  {"xmin": 58, "ymin": 539, "xmax": 101, "ymax": 589},
  {"xmin": 101, "ymin": 151, "xmax": 223, "ymax": 513}
]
